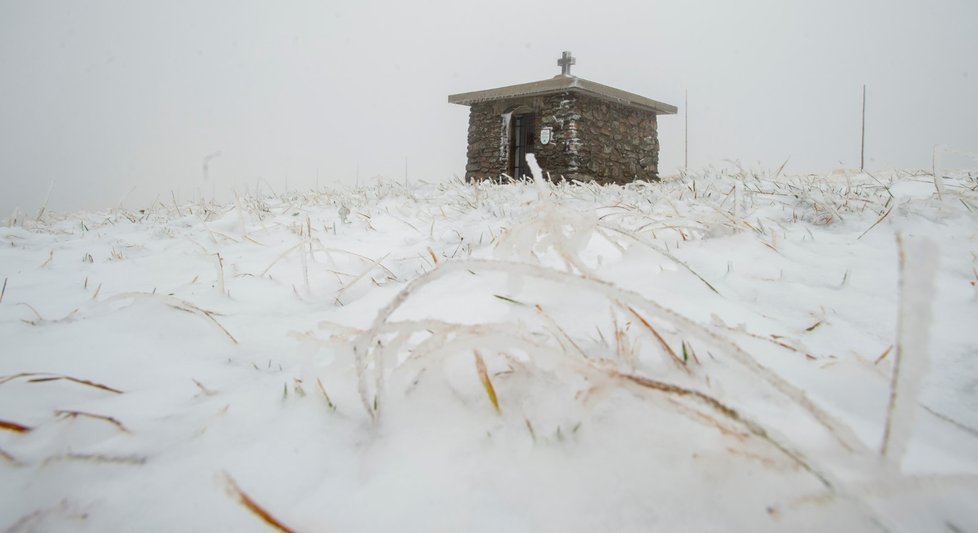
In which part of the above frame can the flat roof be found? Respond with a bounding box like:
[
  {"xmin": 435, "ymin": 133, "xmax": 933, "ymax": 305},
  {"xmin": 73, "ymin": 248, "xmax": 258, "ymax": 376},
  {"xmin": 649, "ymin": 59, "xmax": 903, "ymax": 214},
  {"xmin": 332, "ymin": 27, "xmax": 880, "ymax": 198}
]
[{"xmin": 448, "ymin": 75, "xmax": 677, "ymax": 115}]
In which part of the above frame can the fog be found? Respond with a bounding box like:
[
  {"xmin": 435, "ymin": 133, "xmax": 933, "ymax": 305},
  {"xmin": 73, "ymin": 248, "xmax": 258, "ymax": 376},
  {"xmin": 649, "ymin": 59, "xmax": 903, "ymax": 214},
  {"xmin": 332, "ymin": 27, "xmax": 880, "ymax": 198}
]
[{"xmin": 1, "ymin": 0, "xmax": 976, "ymax": 215}]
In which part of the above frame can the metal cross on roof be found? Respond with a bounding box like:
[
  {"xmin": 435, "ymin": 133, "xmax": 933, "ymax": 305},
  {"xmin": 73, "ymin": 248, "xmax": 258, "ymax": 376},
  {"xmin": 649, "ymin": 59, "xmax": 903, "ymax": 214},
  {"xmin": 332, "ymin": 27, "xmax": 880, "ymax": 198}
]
[{"xmin": 557, "ymin": 51, "xmax": 576, "ymax": 76}]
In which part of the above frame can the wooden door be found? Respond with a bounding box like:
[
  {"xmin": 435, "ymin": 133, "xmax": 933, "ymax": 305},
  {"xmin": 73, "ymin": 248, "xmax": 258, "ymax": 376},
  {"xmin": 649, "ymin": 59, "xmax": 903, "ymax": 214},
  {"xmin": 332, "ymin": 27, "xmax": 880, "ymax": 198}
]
[{"xmin": 510, "ymin": 113, "xmax": 535, "ymax": 179}]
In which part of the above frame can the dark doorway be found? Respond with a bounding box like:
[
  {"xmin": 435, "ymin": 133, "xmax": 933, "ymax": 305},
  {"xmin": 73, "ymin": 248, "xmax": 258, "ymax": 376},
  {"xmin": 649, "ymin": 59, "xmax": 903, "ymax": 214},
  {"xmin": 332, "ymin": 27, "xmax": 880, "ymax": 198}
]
[{"xmin": 510, "ymin": 113, "xmax": 536, "ymax": 179}]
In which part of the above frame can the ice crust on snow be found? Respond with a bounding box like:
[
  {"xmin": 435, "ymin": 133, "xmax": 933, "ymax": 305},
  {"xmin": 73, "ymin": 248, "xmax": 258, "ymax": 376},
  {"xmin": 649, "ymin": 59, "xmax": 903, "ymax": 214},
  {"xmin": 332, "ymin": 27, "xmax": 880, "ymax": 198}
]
[{"xmin": 2, "ymin": 165, "xmax": 978, "ymax": 532}]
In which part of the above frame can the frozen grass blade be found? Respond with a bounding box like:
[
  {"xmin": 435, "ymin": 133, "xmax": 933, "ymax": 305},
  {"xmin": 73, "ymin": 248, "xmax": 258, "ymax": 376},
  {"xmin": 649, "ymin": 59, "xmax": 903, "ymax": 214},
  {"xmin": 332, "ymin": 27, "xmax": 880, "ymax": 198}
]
[
  {"xmin": 493, "ymin": 294, "xmax": 525, "ymax": 306},
  {"xmin": 474, "ymin": 349, "xmax": 500, "ymax": 413},
  {"xmin": 613, "ymin": 370, "xmax": 833, "ymax": 489},
  {"xmin": 316, "ymin": 377, "xmax": 336, "ymax": 411},
  {"xmin": 55, "ymin": 409, "xmax": 130, "ymax": 433},
  {"xmin": 193, "ymin": 379, "xmax": 217, "ymax": 396},
  {"xmin": 857, "ymin": 204, "xmax": 894, "ymax": 240},
  {"xmin": 10, "ymin": 373, "xmax": 124, "ymax": 394},
  {"xmin": 44, "ymin": 453, "xmax": 147, "ymax": 465},
  {"xmin": 881, "ymin": 235, "xmax": 938, "ymax": 466},
  {"xmin": 108, "ymin": 292, "xmax": 238, "ymax": 344},
  {"xmin": 0, "ymin": 418, "xmax": 32, "ymax": 433},
  {"xmin": 354, "ymin": 259, "xmax": 866, "ymax": 453},
  {"xmin": 626, "ymin": 305, "xmax": 689, "ymax": 372},
  {"xmin": 874, "ymin": 345, "xmax": 893, "ymax": 365},
  {"xmin": 336, "ymin": 252, "xmax": 391, "ymax": 298},
  {"xmin": 223, "ymin": 473, "xmax": 298, "ymax": 533},
  {"xmin": 0, "ymin": 446, "xmax": 17, "ymax": 463}
]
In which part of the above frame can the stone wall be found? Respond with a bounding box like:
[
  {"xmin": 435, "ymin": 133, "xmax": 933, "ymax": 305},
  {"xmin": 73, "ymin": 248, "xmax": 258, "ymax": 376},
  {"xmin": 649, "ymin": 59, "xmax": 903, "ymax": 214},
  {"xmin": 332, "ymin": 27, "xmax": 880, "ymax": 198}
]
[
  {"xmin": 573, "ymin": 94, "xmax": 659, "ymax": 184},
  {"xmin": 463, "ymin": 91, "xmax": 659, "ymax": 183},
  {"xmin": 464, "ymin": 93, "xmax": 582, "ymax": 181}
]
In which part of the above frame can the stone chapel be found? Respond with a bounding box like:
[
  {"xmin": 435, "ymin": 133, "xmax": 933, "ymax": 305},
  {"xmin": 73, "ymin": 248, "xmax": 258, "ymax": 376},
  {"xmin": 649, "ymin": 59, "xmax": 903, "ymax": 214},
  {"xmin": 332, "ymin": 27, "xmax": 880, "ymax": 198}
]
[{"xmin": 449, "ymin": 51, "xmax": 677, "ymax": 183}]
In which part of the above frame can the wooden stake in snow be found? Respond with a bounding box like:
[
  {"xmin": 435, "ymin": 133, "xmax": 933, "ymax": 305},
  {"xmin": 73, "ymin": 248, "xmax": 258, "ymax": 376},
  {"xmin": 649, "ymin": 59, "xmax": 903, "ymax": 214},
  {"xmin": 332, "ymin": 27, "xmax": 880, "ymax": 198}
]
[
  {"xmin": 860, "ymin": 84, "xmax": 866, "ymax": 172},
  {"xmin": 684, "ymin": 88, "xmax": 689, "ymax": 171},
  {"xmin": 880, "ymin": 234, "xmax": 938, "ymax": 467}
]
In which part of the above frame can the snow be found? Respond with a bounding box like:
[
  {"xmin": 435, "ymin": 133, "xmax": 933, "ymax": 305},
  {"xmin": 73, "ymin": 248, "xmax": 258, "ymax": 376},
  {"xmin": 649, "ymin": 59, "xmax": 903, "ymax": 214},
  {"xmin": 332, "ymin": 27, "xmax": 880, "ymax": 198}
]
[{"xmin": 2, "ymin": 166, "xmax": 978, "ymax": 532}]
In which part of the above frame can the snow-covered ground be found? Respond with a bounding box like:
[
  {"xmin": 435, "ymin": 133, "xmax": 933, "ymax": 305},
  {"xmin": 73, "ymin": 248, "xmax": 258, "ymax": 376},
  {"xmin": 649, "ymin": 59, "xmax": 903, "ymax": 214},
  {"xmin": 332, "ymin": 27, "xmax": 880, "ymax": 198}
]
[{"xmin": 2, "ymin": 164, "xmax": 977, "ymax": 532}]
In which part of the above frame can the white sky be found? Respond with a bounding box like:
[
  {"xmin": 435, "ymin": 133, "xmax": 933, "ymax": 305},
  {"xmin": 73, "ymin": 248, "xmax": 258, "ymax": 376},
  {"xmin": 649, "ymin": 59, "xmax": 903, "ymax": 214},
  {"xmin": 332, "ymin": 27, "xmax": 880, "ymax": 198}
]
[{"xmin": 1, "ymin": 0, "xmax": 976, "ymax": 214}]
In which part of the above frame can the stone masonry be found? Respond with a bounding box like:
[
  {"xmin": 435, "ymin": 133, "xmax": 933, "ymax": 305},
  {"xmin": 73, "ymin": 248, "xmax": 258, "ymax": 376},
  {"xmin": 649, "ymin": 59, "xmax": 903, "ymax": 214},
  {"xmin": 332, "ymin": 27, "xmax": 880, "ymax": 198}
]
[{"xmin": 464, "ymin": 91, "xmax": 659, "ymax": 184}]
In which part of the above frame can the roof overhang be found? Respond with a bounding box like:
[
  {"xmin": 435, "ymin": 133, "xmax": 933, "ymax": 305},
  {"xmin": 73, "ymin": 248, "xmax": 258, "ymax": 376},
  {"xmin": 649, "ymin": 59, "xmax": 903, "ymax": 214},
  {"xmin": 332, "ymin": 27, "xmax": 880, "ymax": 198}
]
[{"xmin": 448, "ymin": 75, "xmax": 677, "ymax": 115}]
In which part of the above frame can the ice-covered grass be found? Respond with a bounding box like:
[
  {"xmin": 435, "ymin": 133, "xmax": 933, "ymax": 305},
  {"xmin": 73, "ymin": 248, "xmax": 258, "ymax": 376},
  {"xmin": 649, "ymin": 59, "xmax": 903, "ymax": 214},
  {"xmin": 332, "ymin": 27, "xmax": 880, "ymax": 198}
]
[{"xmin": 2, "ymin": 164, "xmax": 978, "ymax": 531}]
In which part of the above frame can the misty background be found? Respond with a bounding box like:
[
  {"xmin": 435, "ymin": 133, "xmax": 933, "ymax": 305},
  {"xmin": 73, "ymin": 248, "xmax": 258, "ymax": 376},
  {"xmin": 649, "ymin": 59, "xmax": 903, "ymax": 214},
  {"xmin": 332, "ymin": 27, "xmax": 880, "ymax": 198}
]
[{"xmin": 1, "ymin": 0, "xmax": 976, "ymax": 215}]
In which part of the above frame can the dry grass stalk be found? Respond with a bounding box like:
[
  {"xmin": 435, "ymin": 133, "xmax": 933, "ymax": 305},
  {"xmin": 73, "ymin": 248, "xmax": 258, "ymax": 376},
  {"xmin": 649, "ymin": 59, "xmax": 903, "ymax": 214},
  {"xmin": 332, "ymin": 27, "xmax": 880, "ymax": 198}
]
[
  {"xmin": 19, "ymin": 373, "xmax": 124, "ymax": 394},
  {"xmin": 316, "ymin": 245, "xmax": 398, "ymax": 279},
  {"xmin": 0, "ymin": 277, "xmax": 7, "ymax": 304},
  {"xmin": 216, "ymin": 253, "xmax": 226, "ymax": 295},
  {"xmin": 873, "ymin": 345, "xmax": 893, "ymax": 365},
  {"xmin": 0, "ymin": 418, "xmax": 32, "ymax": 433},
  {"xmin": 300, "ymin": 242, "xmax": 310, "ymax": 292},
  {"xmin": 0, "ymin": 446, "xmax": 17, "ymax": 463},
  {"xmin": 719, "ymin": 326, "xmax": 816, "ymax": 359},
  {"xmin": 0, "ymin": 372, "xmax": 121, "ymax": 394},
  {"xmin": 626, "ymin": 305, "xmax": 688, "ymax": 372},
  {"xmin": 613, "ymin": 370, "xmax": 834, "ymax": 489},
  {"xmin": 524, "ymin": 417, "xmax": 537, "ymax": 441},
  {"xmin": 171, "ymin": 190, "xmax": 182, "ymax": 217},
  {"xmin": 259, "ymin": 240, "xmax": 308, "ymax": 277},
  {"xmin": 316, "ymin": 377, "xmax": 336, "ymax": 411},
  {"xmin": 921, "ymin": 405, "xmax": 978, "ymax": 438},
  {"xmin": 597, "ymin": 223, "xmax": 720, "ymax": 295},
  {"xmin": 474, "ymin": 350, "xmax": 500, "ymax": 413},
  {"xmin": 50, "ymin": 452, "xmax": 147, "ymax": 465},
  {"xmin": 55, "ymin": 409, "xmax": 130, "ymax": 433},
  {"xmin": 193, "ymin": 379, "xmax": 216, "ymax": 396},
  {"xmin": 17, "ymin": 302, "xmax": 44, "ymax": 323},
  {"xmin": 109, "ymin": 292, "xmax": 238, "ymax": 344},
  {"xmin": 535, "ymin": 304, "xmax": 588, "ymax": 360},
  {"xmin": 336, "ymin": 252, "xmax": 391, "ymax": 298},
  {"xmin": 857, "ymin": 204, "xmax": 894, "ymax": 240},
  {"xmin": 223, "ymin": 472, "xmax": 298, "ymax": 533}
]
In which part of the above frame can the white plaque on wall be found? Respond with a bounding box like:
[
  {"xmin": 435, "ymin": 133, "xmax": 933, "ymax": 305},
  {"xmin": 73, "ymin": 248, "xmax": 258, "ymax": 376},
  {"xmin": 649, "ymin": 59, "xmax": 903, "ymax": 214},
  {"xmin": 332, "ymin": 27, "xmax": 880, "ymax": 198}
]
[{"xmin": 540, "ymin": 127, "xmax": 552, "ymax": 145}]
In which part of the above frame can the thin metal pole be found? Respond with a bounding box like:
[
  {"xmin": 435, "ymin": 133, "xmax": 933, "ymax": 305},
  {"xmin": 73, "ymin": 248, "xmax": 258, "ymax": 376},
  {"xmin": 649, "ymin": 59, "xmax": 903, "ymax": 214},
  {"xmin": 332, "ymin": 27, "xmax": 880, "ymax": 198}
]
[{"xmin": 860, "ymin": 84, "xmax": 866, "ymax": 171}]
